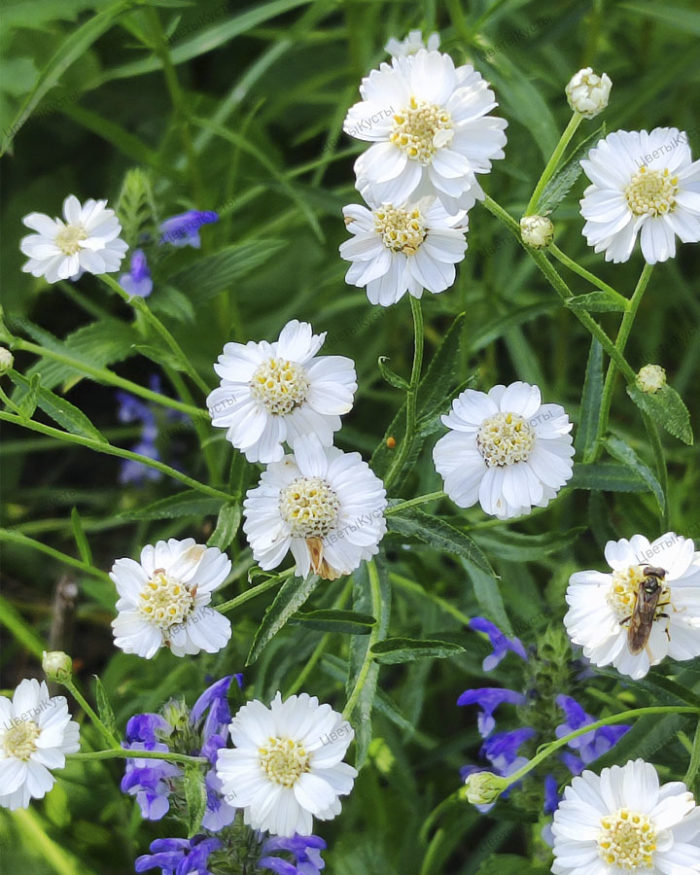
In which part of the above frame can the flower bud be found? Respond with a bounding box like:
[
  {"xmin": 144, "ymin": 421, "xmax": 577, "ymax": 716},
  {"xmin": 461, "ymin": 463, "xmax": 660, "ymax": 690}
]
[
  {"xmin": 463, "ymin": 770, "xmax": 509, "ymax": 805},
  {"xmin": 636, "ymin": 364, "xmax": 666, "ymax": 394},
  {"xmin": 42, "ymin": 650, "xmax": 73, "ymax": 683},
  {"xmin": 566, "ymin": 68, "xmax": 611, "ymax": 118},
  {"xmin": 520, "ymin": 215, "xmax": 554, "ymax": 249},
  {"xmin": 0, "ymin": 347, "xmax": 13, "ymax": 375}
]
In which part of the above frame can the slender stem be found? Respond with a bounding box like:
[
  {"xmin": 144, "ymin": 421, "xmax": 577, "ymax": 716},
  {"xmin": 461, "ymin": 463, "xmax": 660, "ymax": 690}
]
[
  {"xmin": 384, "ymin": 296, "xmax": 424, "ymax": 490},
  {"xmin": 385, "ymin": 491, "xmax": 446, "ymax": 516},
  {"xmin": 526, "ymin": 112, "xmax": 582, "ymax": 215},
  {"xmin": 642, "ymin": 411, "xmax": 670, "ymax": 529},
  {"xmin": 549, "ymin": 243, "xmax": 628, "ymax": 305},
  {"xmin": 343, "ymin": 560, "xmax": 383, "ymax": 721},
  {"xmin": 216, "ymin": 568, "xmax": 294, "ymax": 615},
  {"xmin": 0, "ymin": 410, "xmax": 231, "ymax": 501},
  {"xmin": 390, "ymin": 573, "xmax": 472, "ymax": 628},
  {"xmin": 165, "ymin": 365, "xmax": 218, "ymax": 482},
  {"xmin": 62, "ymin": 678, "xmax": 120, "ymax": 749},
  {"xmin": 684, "ymin": 718, "xmax": 700, "ymax": 788},
  {"xmin": 0, "ymin": 383, "xmax": 24, "ymax": 415},
  {"xmin": 0, "ymin": 529, "xmax": 111, "ymax": 583},
  {"xmin": 68, "ymin": 748, "xmax": 207, "ymax": 765}
]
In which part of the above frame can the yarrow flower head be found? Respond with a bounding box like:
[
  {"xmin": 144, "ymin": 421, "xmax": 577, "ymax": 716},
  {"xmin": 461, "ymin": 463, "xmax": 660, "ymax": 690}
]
[
  {"xmin": 258, "ymin": 833, "xmax": 327, "ymax": 875},
  {"xmin": 215, "ymin": 692, "xmax": 357, "ymax": 837},
  {"xmin": 0, "ymin": 679, "xmax": 80, "ymax": 810},
  {"xmin": 564, "ymin": 532, "xmax": 700, "ymax": 679},
  {"xmin": 20, "ymin": 194, "xmax": 128, "ymax": 283},
  {"xmin": 243, "ymin": 434, "xmax": 387, "ymax": 580},
  {"xmin": 159, "ymin": 210, "xmax": 218, "ymax": 248},
  {"xmin": 344, "ymin": 49, "xmax": 507, "ymax": 213},
  {"xmin": 469, "ymin": 617, "xmax": 527, "ymax": 671},
  {"xmin": 551, "ymin": 759, "xmax": 700, "ymax": 874},
  {"xmin": 339, "ymin": 195, "xmax": 468, "ymax": 306},
  {"xmin": 565, "ymin": 68, "xmax": 612, "ymax": 119},
  {"xmin": 119, "ymin": 248, "xmax": 153, "ymax": 297},
  {"xmin": 208, "ymin": 320, "xmax": 357, "ymax": 464},
  {"xmin": 385, "ymin": 30, "xmax": 440, "ymax": 58},
  {"xmin": 637, "ymin": 363, "xmax": 666, "ymax": 394},
  {"xmin": 110, "ymin": 538, "xmax": 232, "ymax": 658},
  {"xmin": 433, "ymin": 381, "xmax": 575, "ymax": 519},
  {"xmin": 580, "ymin": 128, "xmax": 700, "ymax": 263}
]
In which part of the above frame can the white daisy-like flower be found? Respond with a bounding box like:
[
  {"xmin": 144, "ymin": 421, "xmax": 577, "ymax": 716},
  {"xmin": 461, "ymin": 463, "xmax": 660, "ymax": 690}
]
[
  {"xmin": 110, "ymin": 538, "xmax": 232, "ymax": 658},
  {"xmin": 243, "ymin": 434, "xmax": 387, "ymax": 581},
  {"xmin": 339, "ymin": 195, "xmax": 468, "ymax": 305},
  {"xmin": 564, "ymin": 532, "xmax": 700, "ymax": 680},
  {"xmin": 552, "ymin": 759, "xmax": 700, "ymax": 874},
  {"xmin": 207, "ymin": 320, "xmax": 357, "ymax": 464},
  {"xmin": 215, "ymin": 692, "xmax": 357, "ymax": 837},
  {"xmin": 385, "ymin": 30, "xmax": 440, "ymax": 58},
  {"xmin": 580, "ymin": 129, "xmax": 700, "ymax": 263},
  {"xmin": 0, "ymin": 679, "xmax": 80, "ymax": 810},
  {"xmin": 344, "ymin": 49, "xmax": 507, "ymax": 213},
  {"xmin": 20, "ymin": 195, "xmax": 128, "ymax": 283},
  {"xmin": 433, "ymin": 381, "xmax": 574, "ymax": 519}
]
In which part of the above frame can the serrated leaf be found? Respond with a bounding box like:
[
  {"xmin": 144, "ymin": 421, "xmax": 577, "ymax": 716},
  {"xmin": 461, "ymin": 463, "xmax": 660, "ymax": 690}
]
[
  {"xmin": 576, "ymin": 338, "xmax": 604, "ymax": 458},
  {"xmin": 570, "ymin": 462, "xmax": 649, "ymax": 492},
  {"xmin": 370, "ymin": 637, "xmax": 465, "ymax": 664},
  {"xmin": 538, "ymin": 122, "xmax": 606, "ymax": 213},
  {"xmin": 71, "ymin": 508, "xmax": 92, "ymax": 564},
  {"xmin": 471, "ymin": 527, "xmax": 585, "ymax": 562},
  {"xmin": 565, "ymin": 291, "xmax": 627, "ymax": 313},
  {"xmin": 627, "ymin": 383, "xmax": 693, "ymax": 445},
  {"xmin": 15, "ymin": 372, "xmax": 40, "ymax": 417},
  {"xmin": 289, "ymin": 609, "xmax": 376, "ymax": 635},
  {"xmin": 246, "ymin": 573, "xmax": 320, "ymax": 665},
  {"xmin": 183, "ymin": 763, "xmax": 207, "ymax": 838},
  {"xmin": 9, "ymin": 371, "xmax": 107, "ymax": 442},
  {"xmin": 147, "ymin": 285, "xmax": 196, "ymax": 324},
  {"xmin": 604, "ymin": 435, "xmax": 665, "ymax": 513},
  {"xmin": 116, "ymin": 490, "xmax": 223, "ymax": 521},
  {"xmin": 207, "ymin": 503, "xmax": 242, "ymax": 551},
  {"xmin": 377, "ymin": 356, "xmax": 409, "ymax": 391},
  {"xmin": 93, "ymin": 676, "xmax": 117, "ymax": 738},
  {"xmin": 387, "ymin": 509, "xmax": 495, "ymax": 575}
]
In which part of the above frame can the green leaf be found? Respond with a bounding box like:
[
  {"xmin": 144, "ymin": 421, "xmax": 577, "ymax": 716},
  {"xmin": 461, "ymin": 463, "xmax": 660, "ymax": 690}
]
[
  {"xmin": 627, "ymin": 383, "xmax": 693, "ymax": 445},
  {"xmin": 246, "ymin": 573, "xmax": 320, "ymax": 665},
  {"xmin": 147, "ymin": 286, "xmax": 196, "ymax": 324},
  {"xmin": 183, "ymin": 763, "xmax": 208, "ymax": 838},
  {"xmin": 9, "ymin": 371, "xmax": 107, "ymax": 442},
  {"xmin": 377, "ymin": 356, "xmax": 409, "ymax": 391},
  {"xmin": 93, "ymin": 676, "xmax": 117, "ymax": 738},
  {"xmin": 620, "ymin": 1, "xmax": 700, "ymax": 35},
  {"xmin": 70, "ymin": 508, "xmax": 92, "ymax": 565},
  {"xmin": 370, "ymin": 637, "xmax": 465, "ymax": 664},
  {"xmin": 14, "ymin": 372, "xmax": 40, "ymax": 418},
  {"xmin": 471, "ymin": 527, "xmax": 585, "ymax": 562},
  {"xmin": 116, "ymin": 490, "xmax": 223, "ymax": 521},
  {"xmin": 477, "ymin": 855, "xmax": 544, "ymax": 875},
  {"xmin": 461, "ymin": 557, "xmax": 511, "ymax": 634},
  {"xmin": 538, "ymin": 122, "xmax": 606, "ymax": 213},
  {"xmin": 565, "ymin": 291, "xmax": 628, "ymax": 313},
  {"xmin": 289, "ymin": 609, "xmax": 376, "ymax": 635},
  {"xmin": 604, "ymin": 435, "xmax": 665, "ymax": 514},
  {"xmin": 207, "ymin": 503, "xmax": 242, "ymax": 551},
  {"xmin": 570, "ymin": 462, "xmax": 649, "ymax": 492},
  {"xmin": 387, "ymin": 509, "xmax": 495, "ymax": 575},
  {"xmin": 575, "ymin": 337, "xmax": 604, "ymax": 458}
]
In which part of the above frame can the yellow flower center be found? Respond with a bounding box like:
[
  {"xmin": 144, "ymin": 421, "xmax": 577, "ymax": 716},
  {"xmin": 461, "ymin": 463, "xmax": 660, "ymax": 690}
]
[
  {"xmin": 476, "ymin": 412, "xmax": 536, "ymax": 467},
  {"xmin": 258, "ymin": 736, "xmax": 311, "ymax": 787},
  {"xmin": 390, "ymin": 97, "xmax": 453, "ymax": 165},
  {"xmin": 598, "ymin": 808, "xmax": 657, "ymax": 869},
  {"xmin": 250, "ymin": 358, "xmax": 310, "ymax": 416},
  {"xmin": 625, "ymin": 167, "xmax": 678, "ymax": 217},
  {"xmin": 607, "ymin": 565, "xmax": 670, "ymax": 622},
  {"xmin": 138, "ymin": 570, "xmax": 195, "ymax": 630},
  {"xmin": 3, "ymin": 719, "xmax": 40, "ymax": 760},
  {"xmin": 279, "ymin": 476, "xmax": 339, "ymax": 539},
  {"xmin": 373, "ymin": 205, "xmax": 426, "ymax": 254},
  {"xmin": 54, "ymin": 224, "xmax": 87, "ymax": 255}
]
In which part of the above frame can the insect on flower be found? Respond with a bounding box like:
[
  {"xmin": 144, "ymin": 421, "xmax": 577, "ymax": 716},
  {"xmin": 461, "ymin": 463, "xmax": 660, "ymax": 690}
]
[{"xmin": 623, "ymin": 565, "xmax": 670, "ymax": 655}]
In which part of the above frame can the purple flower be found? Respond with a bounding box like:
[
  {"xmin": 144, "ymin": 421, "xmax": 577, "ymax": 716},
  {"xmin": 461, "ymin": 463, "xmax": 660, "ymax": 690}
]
[
  {"xmin": 555, "ymin": 695, "xmax": 630, "ymax": 766},
  {"xmin": 122, "ymin": 713, "xmax": 179, "ymax": 820},
  {"xmin": 119, "ymin": 249, "xmax": 153, "ymax": 298},
  {"xmin": 125, "ymin": 713, "xmax": 172, "ymax": 749},
  {"xmin": 457, "ymin": 687, "xmax": 526, "ymax": 736},
  {"xmin": 116, "ymin": 389, "xmax": 162, "ymax": 486},
  {"xmin": 258, "ymin": 834, "xmax": 326, "ymax": 875},
  {"xmin": 201, "ymin": 769, "xmax": 236, "ymax": 831},
  {"xmin": 135, "ymin": 835, "xmax": 221, "ymax": 875},
  {"xmin": 543, "ymin": 773, "xmax": 560, "ymax": 815},
  {"xmin": 160, "ymin": 211, "xmax": 218, "ymax": 248},
  {"xmin": 480, "ymin": 727, "xmax": 535, "ymax": 773},
  {"xmin": 469, "ymin": 617, "xmax": 527, "ymax": 671}
]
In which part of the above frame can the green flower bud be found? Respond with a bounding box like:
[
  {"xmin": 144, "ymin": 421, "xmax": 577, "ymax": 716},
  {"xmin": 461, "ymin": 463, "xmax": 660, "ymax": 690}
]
[
  {"xmin": 636, "ymin": 364, "xmax": 666, "ymax": 394},
  {"xmin": 520, "ymin": 215, "xmax": 554, "ymax": 249},
  {"xmin": 565, "ymin": 68, "xmax": 612, "ymax": 119},
  {"xmin": 0, "ymin": 347, "xmax": 13, "ymax": 375},
  {"xmin": 464, "ymin": 771, "xmax": 509, "ymax": 805},
  {"xmin": 42, "ymin": 650, "xmax": 73, "ymax": 683}
]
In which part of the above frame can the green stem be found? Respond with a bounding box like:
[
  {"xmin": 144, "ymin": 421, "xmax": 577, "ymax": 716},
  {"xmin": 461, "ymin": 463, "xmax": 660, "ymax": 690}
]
[
  {"xmin": 0, "ymin": 383, "xmax": 24, "ymax": 415},
  {"xmin": 165, "ymin": 366, "xmax": 218, "ymax": 482},
  {"xmin": 62, "ymin": 678, "xmax": 120, "ymax": 749},
  {"xmin": 390, "ymin": 573, "xmax": 472, "ymax": 628},
  {"xmin": 385, "ymin": 491, "xmax": 446, "ymax": 516},
  {"xmin": 68, "ymin": 748, "xmax": 207, "ymax": 765},
  {"xmin": 343, "ymin": 560, "xmax": 383, "ymax": 721},
  {"xmin": 0, "ymin": 529, "xmax": 111, "ymax": 583},
  {"xmin": 526, "ymin": 112, "xmax": 583, "ymax": 215},
  {"xmin": 384, "ymin": 296, "xmax": 424, "ymax": 490},
  {"xmin": 548, "ymin": 243, "xmax": 628, "ymax": 305},
  {"xmin": 642, "ymin": 411, "xmax": 670, "ymax": 529},
  {"xmin": 0, "ymin": 410, "xmax": 231, "ymax": 501},
  {"xmin": 216, "ymin": 568, "xmax": 294, "ymax": 615},
  {"xmin": 684, "ymin": 718, "xmax": 700, "ymax": 788}
]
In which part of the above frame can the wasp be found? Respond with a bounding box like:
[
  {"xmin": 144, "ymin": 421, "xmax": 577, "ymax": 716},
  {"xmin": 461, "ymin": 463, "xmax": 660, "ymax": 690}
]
[{"xmin": 624, "ymin": 566, "xmax": 670, "ymax": 655}]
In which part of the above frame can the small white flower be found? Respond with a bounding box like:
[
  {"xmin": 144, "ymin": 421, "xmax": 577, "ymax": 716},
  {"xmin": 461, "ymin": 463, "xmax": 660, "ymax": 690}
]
[
  {"xmin": 344, "ymin": 49, "xmax": 507, "ymax": 214},
  {"xmin": 20, "ymin": 195, "xmax": 128, "ymax": 283},
  {"xmin": 207, "ymin": 320, "xmax": 357, "ymax": 464},
  {"xmin": 433, "ymin": 381, "xmax": 574, "ymax": 519},
  {"xmin": 637, "ymin": 363, "xmax": 666, "ymax": 394},
  {"xmin": 215, "ymin": 692, "xmax": 357, "ymax": 837},
  {"xmin": 551, "ymin": 759, "xmax": 700, "ymax": 874},
  {"xmin": 111, "ymin": 538, "xmax": 232, "ymax": 658},
  {"xmin": 565, "ymin": 67, "xmax": 612, "ymax": 119},
  {"xmin": 0, "ymin": 679, "xmax": 80, "ymax": 810},
  {"xmin": 243, "ymin": 434, "xmax": 387, "ymax": 580},
  {"xmin": 520, "ymin": 214, "xmax": 554, "ymax": 249},
  {"xmin": 339, "ymin": 195, "xmax": 468, "ymax": 305},
  {"xmin": 564, "ymin": 532, "xmax": 700, "ymax": 680},
  {"xmin": 580, "ymin": 128, "xmax": 700, "ymax": 263},
  {"xmin": 385, "ymin": 30, "xmax": 440, "ymax": 58}
]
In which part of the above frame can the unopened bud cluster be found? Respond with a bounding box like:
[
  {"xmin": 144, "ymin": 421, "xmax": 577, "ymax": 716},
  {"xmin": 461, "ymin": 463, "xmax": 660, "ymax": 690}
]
[
  {"xmin": 520, "ymin": 215, "xmax": 554, "ymax": 249},
  {"xmin": 566, "ymin": 68, "xmax": 611, "ymax": 118},
  {"xmin": 636, "ymin": 364, "xmax": 666, "ymax": 394},
  {"xmin": 42, "ymin": 650, "xmax": 73, "ymax": 683},
  {"xmin": 0, "ymin": 346, "xmax": 13, "ymax": 375}
]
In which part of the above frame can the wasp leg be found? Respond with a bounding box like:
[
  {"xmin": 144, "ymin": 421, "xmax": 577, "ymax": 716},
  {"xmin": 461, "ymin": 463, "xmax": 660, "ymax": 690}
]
[{"xmin": 620, "ymin": 615, "xmax": 632, "ymax": 627}]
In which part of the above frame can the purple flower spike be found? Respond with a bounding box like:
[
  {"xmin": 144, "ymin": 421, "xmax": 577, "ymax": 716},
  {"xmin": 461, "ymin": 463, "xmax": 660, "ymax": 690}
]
[
  {"xmin": 469, "ymin": 617, "xmax": 527, "ymax": 671},
  {"xmin": 555, "ymin": 695, "xmax": 630, "ymax": 766},
  {"xmin": 457, "ymin": 687, "xmax": 526, "ymax": 737},
  {"xmin": 543, "ymin": 773, "xmax": 561, "ymax": 814},
  {"xmin": 135, "ymin": 835, "xmax": 221, "ymax": 875},
  {"xmin": 160, "ymin": 210, "xmax": 218, "ymax": 248},
  {"xmin": 258, "ymin": 834, "xmax": 327, "ymax": 875},
  {"xmin": 480, "ymin": 727, "xmax": 535, "ymax": 772},
  {"xmin": 119, "ymin": 249, "xmax": 153, "ymax": 298}
]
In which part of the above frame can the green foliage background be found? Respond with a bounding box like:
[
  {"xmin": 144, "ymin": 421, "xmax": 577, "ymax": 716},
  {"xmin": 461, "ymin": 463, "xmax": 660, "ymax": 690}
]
[{"xmin": 0, "ymin": 0, "xmax": 699, "ymax": 872}]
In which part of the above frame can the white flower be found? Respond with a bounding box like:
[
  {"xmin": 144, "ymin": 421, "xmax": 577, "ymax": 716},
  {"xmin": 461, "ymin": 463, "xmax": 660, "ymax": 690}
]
[
  {"xmin": 564, "ymin": 532, "xmax": 700, "ymax": 680},
  {"xmin": 215, "ymin": 692, "xmax": 357, "ymax": 836},
  {"xmin": 207, "ymin": 320, "xmax": 357, "ymax": 464},
  {"xmin": 344, "ymin": 49, "xmax": 507, "ymax": 214},
  {"xmin": 111, "ymin": 538, "xmax": 232, "ymax": 658},
  {"xmin": 580, "ymin": 129, "xmax": 700, "ymax": 263},
  {"xmin": 339, "ymin": 195, "xmax": 468, "ymax": 305},
  {"xmin": 552, "ymin": 759, "xmax": 700, "ymax": 875},
  {"xmin": 20, "ymin": 195, "xmax": 128, "ymax": 283},
  {"xmin": 637, "ymin": 363, "xmax": 666, "ymax": 394},
  {"xmin": 565, "ymin": 67, "xmax": 612, "ymax": 119},
  {"xmin": 385, "ymin": 30, "xmax": 440, "ymax": 58},
  {"xmin": 520, "ymin": 214, "xmax": 554, "ymax": 249},
  {"xmin": 243, "ymin": 434, "xmax": 387, "ymax": 580},
  {"xmin": 0, "ymin": 679, "xmax": 80, "ymax": 810},
  {"xmin": 433, "ymin": 381, "xmax": 574, "ymax": 519}
]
